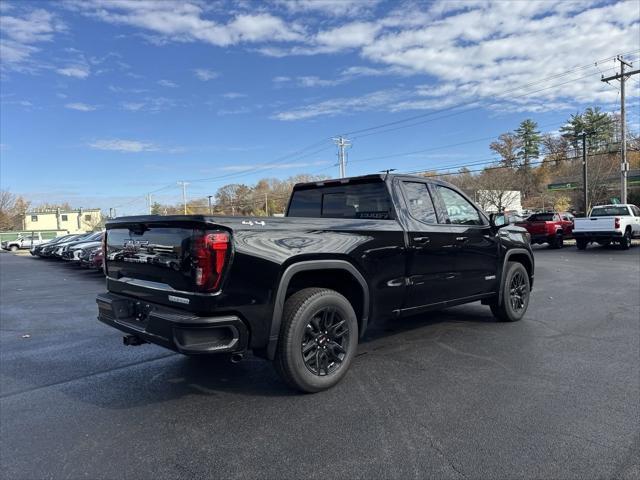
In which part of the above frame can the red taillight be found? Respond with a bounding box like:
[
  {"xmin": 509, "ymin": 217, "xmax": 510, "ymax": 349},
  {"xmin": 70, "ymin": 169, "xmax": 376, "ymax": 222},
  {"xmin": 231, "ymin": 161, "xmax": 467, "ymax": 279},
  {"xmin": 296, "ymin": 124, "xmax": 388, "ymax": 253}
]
[
  {"xmin": 193, "ymin": 231, "xmax": 230, "ymax": 291},
  {"xmin": 615, "ymin": 217, "xmax": 620, "ymax": 229},
  {"xmin": 102, "ymin": 232, "xmax": 107, "ymax": 274}
]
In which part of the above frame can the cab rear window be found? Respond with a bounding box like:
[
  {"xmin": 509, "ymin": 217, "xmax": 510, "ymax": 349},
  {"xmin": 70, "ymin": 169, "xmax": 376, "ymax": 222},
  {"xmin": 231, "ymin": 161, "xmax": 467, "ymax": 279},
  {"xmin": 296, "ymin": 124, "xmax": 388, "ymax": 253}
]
[
  {"xmin": 288, "ymin": 181, "xmax": 394, "ymax": 219},
  {"xmin": 591, "ymin": 206, "xmax": 630, "ymax": 216}
]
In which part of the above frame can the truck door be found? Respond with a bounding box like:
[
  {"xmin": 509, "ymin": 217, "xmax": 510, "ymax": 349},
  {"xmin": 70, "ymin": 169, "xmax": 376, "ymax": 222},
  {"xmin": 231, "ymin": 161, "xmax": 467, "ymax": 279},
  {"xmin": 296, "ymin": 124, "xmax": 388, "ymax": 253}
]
[
  {"xmin": 397, "ymin": 180, "xmax": 458, "ymax": 308},
  {"xmin": 431, "ymin": 184, "xmax": 499, "ymax": 299}
]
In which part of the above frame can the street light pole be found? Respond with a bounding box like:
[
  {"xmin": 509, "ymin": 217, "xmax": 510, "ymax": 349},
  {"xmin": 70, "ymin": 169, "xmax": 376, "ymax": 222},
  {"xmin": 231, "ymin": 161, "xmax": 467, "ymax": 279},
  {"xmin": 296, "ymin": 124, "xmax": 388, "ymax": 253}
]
[{"xmin": 207, "ymin": 195, "xmax": 213, "ymax": 215}]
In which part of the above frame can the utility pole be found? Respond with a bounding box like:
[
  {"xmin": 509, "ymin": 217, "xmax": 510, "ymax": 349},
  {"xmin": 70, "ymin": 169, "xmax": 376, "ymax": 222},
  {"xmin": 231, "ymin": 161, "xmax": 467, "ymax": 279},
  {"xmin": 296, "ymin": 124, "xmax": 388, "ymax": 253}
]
[
  {"xmin": 146, "ymin": 193, "xmax": 152, "ymax": 214},
  {"xmin": 207, "ymin": 195, "xmax": 213, "ymax": 215},
  {"xmin": 177, "ymin": 181, "xmax": 189, "ymax": 215},
  {"xmin": 580, "ymin": 132, "xmax": 589, "ymax": 214},
  {"xmin": 601, "ymin": 55, "xmax": 639, "ymax": 204},
  {"xmin": 333, "ymin": 136, "xmax": 351, "ymax": 177},
  {"xmin": 265, "ymin": 193, "xmax": 269, "ymax": 216}
]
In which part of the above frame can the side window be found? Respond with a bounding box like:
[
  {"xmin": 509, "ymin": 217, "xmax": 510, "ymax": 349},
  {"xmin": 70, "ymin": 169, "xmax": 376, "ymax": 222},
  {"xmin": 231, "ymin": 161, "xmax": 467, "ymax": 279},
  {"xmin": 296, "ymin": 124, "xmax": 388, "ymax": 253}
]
[
  {"xmin": 31, "ymin": 215, "xmax": 38, "ymax": 222},
  {"xmin": 435, "ymin": 186, "xmax": 484, "ymax": 226},
  {"xmin": 631, "ymin": 206, "xmax": 640, "ymax": 217},
  {"xmin": 61, "ymin": 215, "xmax": 68, "ymax": 221},
  {"xmin": 402, "ymin": 182, "xmax": 437, "ymax": 224}
]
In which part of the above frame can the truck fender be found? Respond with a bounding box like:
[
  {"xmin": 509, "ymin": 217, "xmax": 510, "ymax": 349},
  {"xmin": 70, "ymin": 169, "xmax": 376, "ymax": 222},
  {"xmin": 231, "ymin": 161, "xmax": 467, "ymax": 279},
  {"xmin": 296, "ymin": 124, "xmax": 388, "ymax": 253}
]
[
  {"xmin": 498, "ymin": 249, "xmax": 534, "ymax": 306},
  {"xmin": 266, "ymin": 259, "xmax": 370, "ymax": 360}
]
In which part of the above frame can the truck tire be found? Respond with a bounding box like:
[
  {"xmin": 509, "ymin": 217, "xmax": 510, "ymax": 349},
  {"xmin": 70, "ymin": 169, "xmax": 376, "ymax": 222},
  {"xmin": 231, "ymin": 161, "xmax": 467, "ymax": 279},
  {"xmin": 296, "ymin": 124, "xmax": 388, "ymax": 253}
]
[
  {"xmin": 576, "ymin": 239, "xmax": 587, "ymax": 250},
  {"xmin": 275, "ymin": 288, "xmax": 358, "ymax": 393},
  {"xmin": 9, "ymin": 245, "xmax": 18, "ymax": 252},
  {"xmin": 549, "ymin": 233, "xmax": 563, "ymax": 249},
  {"xmin": 620, "ymin": 229, "xmax": 632, "ymax": 250},
  {"xmin": 490, "ymin": 262, "xmax": 530, "ymax": 322}
]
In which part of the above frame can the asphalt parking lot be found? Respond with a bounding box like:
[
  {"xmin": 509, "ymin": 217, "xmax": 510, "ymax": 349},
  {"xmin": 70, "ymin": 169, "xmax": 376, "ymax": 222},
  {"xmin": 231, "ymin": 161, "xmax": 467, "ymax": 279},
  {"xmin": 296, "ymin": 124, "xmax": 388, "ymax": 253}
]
[{"xmin": 1, "ymin": 246, "xmax": 639, "ymax": 480}]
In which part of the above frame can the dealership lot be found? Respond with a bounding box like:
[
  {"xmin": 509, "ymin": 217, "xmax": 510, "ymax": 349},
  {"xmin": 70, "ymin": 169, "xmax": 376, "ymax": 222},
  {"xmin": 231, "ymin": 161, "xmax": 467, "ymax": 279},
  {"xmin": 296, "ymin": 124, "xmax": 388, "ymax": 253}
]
[{"xmin": 0, "ymin": 247, "xmax": 638, "ymax": 479}]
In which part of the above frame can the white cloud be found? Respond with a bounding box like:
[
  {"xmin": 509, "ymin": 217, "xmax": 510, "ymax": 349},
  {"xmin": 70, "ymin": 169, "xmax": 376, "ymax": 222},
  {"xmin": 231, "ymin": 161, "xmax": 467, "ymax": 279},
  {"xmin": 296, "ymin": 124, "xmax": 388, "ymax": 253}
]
[
  {"xmin": 0, "ymin": 8, "xmax": 65, "ymax": 72},
  {"xmin": 222, "ymin": 92, "xmax": 247, "ymax": 99},
  {"xmin": 275, "ymin": 0, "xmax": 381, "ymax": 17},
  {"xmin": 56, "ymin": 64, "xmax": 90, "ymax": 78},
  {"xmin": 89, "ymin": 139, "xmax": 159, "ymax": 153},
  {"xmin": 65, "ymin": 102, "xmax": 97, "ymax": 111},
  {"xmin": 120, "ymin": 102, "xmax": 145, "ymax": 112},
  {"xmin": 194, "ymin": 68, "xmax": 219, "ymax": 81},
  {"xmin": 274, "ymin": 89, "xmax": 408, "ymax": 121},
  {"xmin": 118, "ymin": 97, "xmax": 178, "ymax": 113},
  {"xmin": 157, "ymin": 79, "xmax": 178, "ymax": 88},
  {"xmin": 69, "ymin": 1, "xmax": 305, "ymax": 46},
  {"xmin": 315, "ymin": 22, "xmax": 380, "ymax": 51},
  {"xmin": 217, "ymin": 106, "xmax": 252, "ymax": 116}
]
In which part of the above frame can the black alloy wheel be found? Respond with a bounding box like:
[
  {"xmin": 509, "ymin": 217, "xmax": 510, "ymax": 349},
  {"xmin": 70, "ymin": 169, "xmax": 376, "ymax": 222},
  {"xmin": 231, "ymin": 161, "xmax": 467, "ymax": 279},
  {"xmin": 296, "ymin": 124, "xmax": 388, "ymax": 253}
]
[
  {"xmin": 509, "ymin": 270, "xmax": 528, "ymax": 313},
  {"xmin": 301, "ymin": 307, "xmax": 350, "ymax": 376}
]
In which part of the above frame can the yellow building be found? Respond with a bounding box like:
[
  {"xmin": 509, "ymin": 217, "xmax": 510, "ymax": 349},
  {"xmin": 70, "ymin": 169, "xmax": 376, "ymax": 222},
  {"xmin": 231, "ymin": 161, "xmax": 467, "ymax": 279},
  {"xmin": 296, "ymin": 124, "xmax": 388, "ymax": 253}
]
[{"xmin": 22, "ymin": 208, "xmax": 103, "ymax": 233}]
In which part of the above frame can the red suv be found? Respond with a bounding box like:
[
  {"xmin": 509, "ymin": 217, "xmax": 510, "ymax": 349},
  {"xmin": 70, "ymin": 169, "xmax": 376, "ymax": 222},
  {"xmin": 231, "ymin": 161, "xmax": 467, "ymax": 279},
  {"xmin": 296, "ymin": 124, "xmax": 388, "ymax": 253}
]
[{"xmin": 517, "ymin": 212, "xmax": 574, "ymax": 249}]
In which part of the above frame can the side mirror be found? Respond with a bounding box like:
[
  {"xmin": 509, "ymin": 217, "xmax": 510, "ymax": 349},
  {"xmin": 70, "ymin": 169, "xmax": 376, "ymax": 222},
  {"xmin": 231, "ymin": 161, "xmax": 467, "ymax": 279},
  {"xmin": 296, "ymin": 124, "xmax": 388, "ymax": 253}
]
[{"xmin": 490, "ymin": 213, "xmax": 510, "ymax": 229}]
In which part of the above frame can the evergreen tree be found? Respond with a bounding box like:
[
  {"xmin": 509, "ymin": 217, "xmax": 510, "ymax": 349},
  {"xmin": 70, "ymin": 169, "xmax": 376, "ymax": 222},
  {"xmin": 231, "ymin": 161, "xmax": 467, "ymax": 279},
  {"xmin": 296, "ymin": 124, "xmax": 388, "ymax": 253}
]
[{"xmin": 515, "ymin": 119, "xmax": 541, "ymax": 169}]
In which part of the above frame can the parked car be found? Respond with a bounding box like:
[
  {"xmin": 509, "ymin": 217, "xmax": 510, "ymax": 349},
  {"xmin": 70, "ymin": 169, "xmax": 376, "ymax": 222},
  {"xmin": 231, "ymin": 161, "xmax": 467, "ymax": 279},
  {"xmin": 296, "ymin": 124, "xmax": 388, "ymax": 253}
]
[
  {"xmin": 40, "ymin": 234, "xmax": 86, "ymax": 258},
  {"xmin": 516, "ymin": 211, "xmax": 574, "ymax": 248},
  {"xmin": 80, "ymin": 245, "xmax": 104, "ymax": 270},
  {"xmin": 97, "ymin": 173, "xmax": 534, "ymax": 393},
  {"xmin": 2, "ymin": 233, "xmax": 49, "ymax": 252},
  {"xmin": 50, "ymin": 233, "xmax": 96, "ymax": 258},
  {"xmin": 60, "ymin": 232, "xmax": 104, "ymax": 261},
  {"xmin": 573, "ymin": 204, "xmax": 640, "ymax": 250},
  {"xmin": 33, "ymin": 234, "xmax": 77, "ymax": 257}
]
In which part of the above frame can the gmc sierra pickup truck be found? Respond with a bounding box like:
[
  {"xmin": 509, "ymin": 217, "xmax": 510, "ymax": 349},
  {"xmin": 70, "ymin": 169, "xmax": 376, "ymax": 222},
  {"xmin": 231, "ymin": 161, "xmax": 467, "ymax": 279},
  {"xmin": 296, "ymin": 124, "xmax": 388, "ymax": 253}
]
[{"xmin": 97, "ymin": 174, "xmax": 534, "ymax": 392}]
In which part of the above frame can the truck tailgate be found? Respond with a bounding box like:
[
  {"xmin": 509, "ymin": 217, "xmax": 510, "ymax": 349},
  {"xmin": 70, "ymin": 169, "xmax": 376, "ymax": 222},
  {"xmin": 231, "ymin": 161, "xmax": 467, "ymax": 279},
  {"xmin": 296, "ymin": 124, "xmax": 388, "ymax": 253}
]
[
  {"xmin": 574, "ymin": 217, "xmax": 615, "ymax": 232},
  {"xmin": 105, "ymin": 220, "xmax": 230, "ymax": 293}
]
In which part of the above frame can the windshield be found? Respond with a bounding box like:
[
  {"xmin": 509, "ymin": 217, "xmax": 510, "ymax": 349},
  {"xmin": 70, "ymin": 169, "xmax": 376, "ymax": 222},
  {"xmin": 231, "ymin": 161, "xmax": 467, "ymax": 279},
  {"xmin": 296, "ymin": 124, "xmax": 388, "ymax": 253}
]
[
  {"xmin": 591, "ymin": 206, "xmax": 630, "ymax": 217},
  {"xmin": 527, "ymin": 213, "xmax": 554, "ymax": 221}
]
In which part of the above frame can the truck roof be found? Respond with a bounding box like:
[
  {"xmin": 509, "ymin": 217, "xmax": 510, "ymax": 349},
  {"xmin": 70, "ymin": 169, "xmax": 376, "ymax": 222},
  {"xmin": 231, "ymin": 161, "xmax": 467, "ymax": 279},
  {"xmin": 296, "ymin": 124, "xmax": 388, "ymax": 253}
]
[
  {"xmin": 592, "ymin": 204, "xmax": 635, "ymax": 208},
  {"xmin": 292, "ymin": 173, "xmax": 451, "ymax": 189}
]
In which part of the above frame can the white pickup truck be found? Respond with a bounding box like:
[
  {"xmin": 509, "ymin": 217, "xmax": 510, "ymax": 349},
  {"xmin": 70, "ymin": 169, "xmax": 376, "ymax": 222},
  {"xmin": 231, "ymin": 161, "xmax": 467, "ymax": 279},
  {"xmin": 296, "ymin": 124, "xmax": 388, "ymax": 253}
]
[
  {"xmin": 573, "ymin": 204, "xmax": 640, "ymax": 250},
  {"xmin": 1, "ymin": 233, "xmax": 49, "ymax": 252}
]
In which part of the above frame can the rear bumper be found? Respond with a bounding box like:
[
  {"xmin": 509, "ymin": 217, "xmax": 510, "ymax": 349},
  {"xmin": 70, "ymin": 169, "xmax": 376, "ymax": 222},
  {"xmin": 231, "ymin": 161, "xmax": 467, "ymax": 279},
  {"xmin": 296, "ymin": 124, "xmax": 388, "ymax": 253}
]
[
  {"xmin": 573, "ymin": 231, "xmax": 623, "ymax": 241},
  {"xmin": 96, "ymin": 292, "xmax": 248, "ymax": 355},
  {"xmin": 530, "ymin": 233, "xmax": 554, "ymax": 243}
]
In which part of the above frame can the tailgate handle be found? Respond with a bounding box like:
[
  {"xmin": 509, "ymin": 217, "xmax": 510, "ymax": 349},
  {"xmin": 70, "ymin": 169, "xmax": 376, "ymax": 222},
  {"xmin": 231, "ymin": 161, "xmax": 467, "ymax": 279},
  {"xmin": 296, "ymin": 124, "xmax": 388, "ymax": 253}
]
[{"xmin": 413, "ymin": 236, "xmax": 430, "ymax": 244}]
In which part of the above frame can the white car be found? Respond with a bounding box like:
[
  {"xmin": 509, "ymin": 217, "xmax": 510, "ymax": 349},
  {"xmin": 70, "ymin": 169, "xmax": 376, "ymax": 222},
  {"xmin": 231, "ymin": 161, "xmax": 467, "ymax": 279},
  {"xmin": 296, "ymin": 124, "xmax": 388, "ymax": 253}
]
[
  {"xmin": 1, "ymin": 233, "xmax": 49, "ymax": 252},
  {"xmin": 573, "ymin": 204, "xmax": 640, "ymax": 250}
]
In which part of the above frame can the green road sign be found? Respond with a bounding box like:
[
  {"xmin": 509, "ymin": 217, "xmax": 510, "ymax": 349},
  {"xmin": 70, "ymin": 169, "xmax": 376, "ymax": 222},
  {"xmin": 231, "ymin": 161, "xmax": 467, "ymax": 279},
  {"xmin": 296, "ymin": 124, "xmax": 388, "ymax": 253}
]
[{"xmin": 547, "ymin": 182, "xmax": 579, "ymax": 191}]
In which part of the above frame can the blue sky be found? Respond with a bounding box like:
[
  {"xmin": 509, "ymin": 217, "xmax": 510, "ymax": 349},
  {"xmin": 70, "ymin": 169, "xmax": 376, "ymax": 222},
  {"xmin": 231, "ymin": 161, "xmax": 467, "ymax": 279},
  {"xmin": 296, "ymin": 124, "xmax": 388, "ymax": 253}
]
[{"xmin": 1, "ymin": 0, "xmax": 639, "ymax": 215}]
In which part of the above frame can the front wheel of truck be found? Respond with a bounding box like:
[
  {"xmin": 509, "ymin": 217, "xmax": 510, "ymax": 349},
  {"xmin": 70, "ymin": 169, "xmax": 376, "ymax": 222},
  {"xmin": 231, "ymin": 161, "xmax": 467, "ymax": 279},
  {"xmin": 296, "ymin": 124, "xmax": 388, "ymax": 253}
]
[
  {"xmin": 490, "ymin": 262, "xmax": 530, "ymax": 322},
  {"xmin": 275, "ymin": 288, "xmax": 358, "ymax": 393}
]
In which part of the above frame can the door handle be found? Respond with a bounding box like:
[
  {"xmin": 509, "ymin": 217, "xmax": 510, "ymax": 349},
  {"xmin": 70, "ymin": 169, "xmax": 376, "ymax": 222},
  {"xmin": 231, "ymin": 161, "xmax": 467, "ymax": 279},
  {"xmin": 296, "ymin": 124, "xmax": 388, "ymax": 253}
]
[
  {"xmin": 413, "ymin": 236, "xmax": 430, "ymax": 244},
  {"xmin": 456, "ymin": 236, "xmax": 468, "ymax": 242}
]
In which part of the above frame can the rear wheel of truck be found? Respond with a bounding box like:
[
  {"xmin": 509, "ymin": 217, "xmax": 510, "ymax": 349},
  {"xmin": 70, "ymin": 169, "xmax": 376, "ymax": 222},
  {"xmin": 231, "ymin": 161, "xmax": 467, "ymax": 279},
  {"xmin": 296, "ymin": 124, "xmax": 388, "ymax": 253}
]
[
  {"xmin": 620, "ymin": 229, "xmax": 632, "ymax": 250},
  {"xmin": 549, "ymin": 233, "xmax": 563, "ymax": 249},
  {"xmin": 9, "ymin": 245, "xmax": 18, "ymax": 252},
  {"xmin": 490, "ymin": 262, "xmax": 530, "ymax": 322},
  {"xmin": 576, "ymin": 239, "xmax": 587, "ymax": 250},
  {"xmin": 275, "ymin": 288, "xmax": 358, "ymax": 393}
]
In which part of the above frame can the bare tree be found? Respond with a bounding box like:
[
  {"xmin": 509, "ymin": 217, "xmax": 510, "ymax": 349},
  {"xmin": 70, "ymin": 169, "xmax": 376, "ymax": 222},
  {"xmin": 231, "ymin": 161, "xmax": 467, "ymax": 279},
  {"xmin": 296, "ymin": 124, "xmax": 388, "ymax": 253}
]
[
  {"xmin": 473, "ymin": 167, "xmax": 522, "ymax": 212},
  {"xmin": 490, "ymin": 133, "xmax": 521, "ymax": 167}
]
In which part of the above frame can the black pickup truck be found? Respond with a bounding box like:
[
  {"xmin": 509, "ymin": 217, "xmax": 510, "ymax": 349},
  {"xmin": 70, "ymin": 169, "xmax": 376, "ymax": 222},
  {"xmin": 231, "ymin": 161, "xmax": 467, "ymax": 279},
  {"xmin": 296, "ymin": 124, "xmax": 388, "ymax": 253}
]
[{"xmin": 97, "ymin": 174, "xmax": 534, "ymax": 392}]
